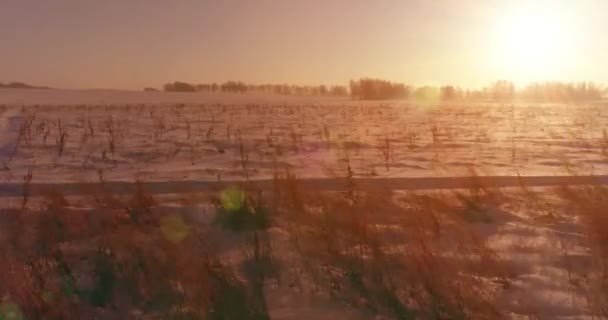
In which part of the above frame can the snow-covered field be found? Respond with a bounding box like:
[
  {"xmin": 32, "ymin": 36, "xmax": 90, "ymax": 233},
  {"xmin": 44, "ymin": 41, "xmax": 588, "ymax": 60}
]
[
  {"xmin": 2, "ymin": 88, "xmax": 608, "ymax": 319},
  {"xmin": 1, "ymin": 89, "xmax": 608, "ymax": 184}
]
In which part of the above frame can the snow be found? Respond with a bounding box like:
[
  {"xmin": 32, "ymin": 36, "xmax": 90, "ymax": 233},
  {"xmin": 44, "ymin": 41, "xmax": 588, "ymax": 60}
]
[
  {"xmin": 1, "ymin": 88, "xmax": 607, "ymax": 319},
  {"xmin": 0, "ymin": 88, "xmax": 349, "ymax": 106}
]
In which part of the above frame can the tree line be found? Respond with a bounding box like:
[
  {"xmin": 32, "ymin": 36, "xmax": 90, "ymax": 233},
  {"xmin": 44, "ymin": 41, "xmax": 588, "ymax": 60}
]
[
  {"xmin": 156, "ymin": 79, "xmax": 606, "ymax": 102},
  {"xmin": 161, "ymin": 81, "xmax": 348, "ymax": 96},
  {"xmin": 349, "ymin": 78, "xmax": 605, "ymax": 102},
  {"xmin": 0, "ymin": 82, "xmax": 49, "ymax": 89}
]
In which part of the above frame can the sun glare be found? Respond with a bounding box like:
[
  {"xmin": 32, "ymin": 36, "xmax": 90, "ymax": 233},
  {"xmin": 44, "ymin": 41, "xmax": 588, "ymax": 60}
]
[{"xmin": 491, "ymin": 5, "xmax": 577, "ymax": 82}]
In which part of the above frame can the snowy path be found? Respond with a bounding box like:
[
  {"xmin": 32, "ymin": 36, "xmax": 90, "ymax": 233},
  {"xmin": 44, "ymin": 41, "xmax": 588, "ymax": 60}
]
[{"xmin": 0, "ymin": 174, "xmax": 607, "ymax": 197}]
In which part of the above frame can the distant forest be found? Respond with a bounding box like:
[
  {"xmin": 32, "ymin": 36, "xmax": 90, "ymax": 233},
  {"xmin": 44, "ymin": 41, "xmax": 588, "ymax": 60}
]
[
  {"xmin": 159, "ymin": 79, "xmax": 606, "ymax": 102},
  {"xmin": 0, "ymin": 82, "xmax": 49, "ymax": 89},
  {"xmin": 159, "ymin": 81, "xmax": 348, "ymax": 97},
  {"xmin": 1, "ymin": 79, "xmax": 603, "ymax": 102}
]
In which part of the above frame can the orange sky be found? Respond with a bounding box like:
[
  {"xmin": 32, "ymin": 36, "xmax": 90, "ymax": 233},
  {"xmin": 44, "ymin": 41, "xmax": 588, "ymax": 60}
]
[{"xmin": 1, "ymin": 0, "xmax": 606, "ymax": 90}]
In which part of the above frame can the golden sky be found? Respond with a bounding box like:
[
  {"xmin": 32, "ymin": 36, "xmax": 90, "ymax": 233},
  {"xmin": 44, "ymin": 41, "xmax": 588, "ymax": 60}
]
[{"xmin": 1, "ymin": 0, "xmax": 605, "ymax": 89}]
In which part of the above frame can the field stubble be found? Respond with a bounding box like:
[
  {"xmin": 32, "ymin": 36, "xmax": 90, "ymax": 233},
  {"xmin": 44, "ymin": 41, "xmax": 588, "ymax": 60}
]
[{"xmin": 1, "ymin": 102, "xmax": 608, "ymax": 319}]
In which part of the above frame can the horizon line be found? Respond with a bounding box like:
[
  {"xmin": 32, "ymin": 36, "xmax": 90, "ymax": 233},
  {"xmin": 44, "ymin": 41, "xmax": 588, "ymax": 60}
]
[{"xmin": 2, "ymin": 79, "xmax": 607, "ymax": 92}]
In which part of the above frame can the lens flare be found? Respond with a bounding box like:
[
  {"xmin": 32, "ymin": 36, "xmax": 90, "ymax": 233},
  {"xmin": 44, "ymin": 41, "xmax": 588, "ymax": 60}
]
[
  {"xmin": 160, "ymin": 215, "xmax": 190, "ymax": 243},
  {"xmin": 221, "ymin": 186, "xmax": 245, "ymax": 211},
  {"xmin": 0, "ymin": 303, "xmax": 24, "ymax": 320}
]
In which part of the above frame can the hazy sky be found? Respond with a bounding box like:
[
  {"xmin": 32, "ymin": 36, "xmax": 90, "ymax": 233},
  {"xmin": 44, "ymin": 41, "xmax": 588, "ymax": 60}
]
[{"xmin": 1, "ymin": 0, "xmax": 606, "ymax": 90}]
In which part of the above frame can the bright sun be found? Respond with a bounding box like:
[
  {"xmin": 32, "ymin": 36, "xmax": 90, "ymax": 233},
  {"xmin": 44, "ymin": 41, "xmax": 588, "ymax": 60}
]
[{"xmin": 491, "ymin": 5, "xmax": 576, "ymax": 82}]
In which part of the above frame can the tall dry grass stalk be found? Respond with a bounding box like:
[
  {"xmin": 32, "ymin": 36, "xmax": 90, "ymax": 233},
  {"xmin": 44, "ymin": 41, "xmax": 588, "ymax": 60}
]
[
  {"xmin": 558, "ymin": 185, "xmax": 608, "ymax": 317},
  {"xmin": 268, "ymin": 170, "xmax": 509, "ymax": 319}
]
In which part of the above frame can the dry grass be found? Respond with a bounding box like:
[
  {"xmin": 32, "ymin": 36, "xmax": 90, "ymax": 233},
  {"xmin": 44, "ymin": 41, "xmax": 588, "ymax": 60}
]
[
  {"xmin": 557, "ymin": 185, "xmax": 608, "ymax": 317},
  {"xmin": 2, "ymin": 102, "xmax": 608, "ymax": 319},
  {"xmin": 0, "ymin": 184, "xmax": 269, "ymax": 319},
  {"xmin": 269, "ymin": 172, "xmax": 509, "ymax": 319},
  {"xmin": 2, "ymin": 163, "xmax": 608, "ymax": 318}
]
